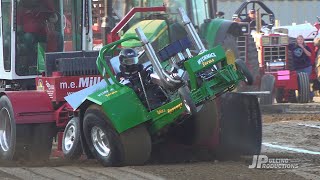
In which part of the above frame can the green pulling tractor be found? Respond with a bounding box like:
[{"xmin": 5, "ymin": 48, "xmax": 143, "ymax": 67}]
[{"xmin": 66, "ymin": 8, "xmax": 261, "ymax": 166}]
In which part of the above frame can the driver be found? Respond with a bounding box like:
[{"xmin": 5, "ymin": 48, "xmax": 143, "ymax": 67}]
[
  {"xmin": 17, "ymin": 0, "xmax": 59, "ymax": 52},
  {"xmin": 314, "ymin": 37, "xmax": 320, "ymax": 80},
  {"xmin": 241, "ymin": 9, "xmax": 266, "ymax": 27},
  {"xmin": 117, "ymin": 48, "xmax": 144, "ymax": 82}
]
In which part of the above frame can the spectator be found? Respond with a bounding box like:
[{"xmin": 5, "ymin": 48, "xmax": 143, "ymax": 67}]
[
  {"xmin": 314, "ymin": 37, "xmax": 320, "ymax": 80},
  {"xmin": 289, "ymin": 35, "xmax": 314, "ymax": 101},
  {"xmin": 289, "ymin": 35, "xmax": 312, "ymax": 74},
  {"xmin": 164, "ymin": 0, "xmax": 182, "ymax": 14},
  {"xmin": 17, "ymin": 0, "xmax": 60, "ymax": 52},
  {"xmin": 241, "ymin": 9, "xmax": 266, "ymax": 28},
  {"xmin": 216, "ymin": 11, "xmax": 225, "ymax": 19}
]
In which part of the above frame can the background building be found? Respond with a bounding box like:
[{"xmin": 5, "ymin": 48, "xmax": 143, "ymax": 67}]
[{"xmin": 217, "ymin": 0, "xmax": 319, "ymax": 26}]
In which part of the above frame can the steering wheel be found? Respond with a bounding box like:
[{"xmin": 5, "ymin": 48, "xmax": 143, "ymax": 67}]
[{"xmin": 249, "ymin": 20, "xmax": 255, "ymax": 27}]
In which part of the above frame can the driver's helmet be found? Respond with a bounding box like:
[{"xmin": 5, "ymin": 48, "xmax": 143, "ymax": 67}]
[{"xmin": 119, "ymin": 48, "xmax": 139, "ymax": 66}]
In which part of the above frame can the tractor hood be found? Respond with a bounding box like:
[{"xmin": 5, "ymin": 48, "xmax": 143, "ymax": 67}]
[{"xmin": 121, "ymin": 20, "xmax": 167, "ymax": 47}]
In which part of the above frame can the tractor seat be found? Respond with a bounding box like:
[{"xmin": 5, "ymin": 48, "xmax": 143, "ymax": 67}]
[{"xmin": 158, "ymin": 37, "xmax": 192, "ymax": 62}]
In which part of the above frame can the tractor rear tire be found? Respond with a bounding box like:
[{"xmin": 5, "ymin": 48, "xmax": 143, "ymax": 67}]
[
  {"xmin": 0, "ymin": 96, "xmax": 54, "ymax": 162},
  {"xmin": 247, "ymin": 37, "xmax": 260, "ymax": 82},
  {"xmin": 188, "ymin": 100, "xmax": 217, "ymax": 145},
  {"xmin": 275, "ymin": 88, "xmax": 287, "ymax": 103},
  {"xmin": 288, "ymin": 90, "xmax": 298, "ymax": 103},
  {"xmin": 0, "ymin": 96, "xmax": 16, "ymax": 161},
  {"xmin": 14, "ymin": 123, "xmax": 55, "ymax": 162},
  {"xmin": 83, "ymin": 105, "xmax": 151, "ymax": 166},
  {"xmin": 166, "ymin": 100, "xmax": 217, "ymax": 146},
  {"xmin": 27, "ymin": 123, "xmax": 55, "ymax": 161},
  {"xmin": 260, "ymin": 74, "xmax": 275, "ymax": 105},
  {"xmin": 119, "ymin": 124, "xmax": 151, "ymax": 165},
  {"xmin": 297, "ymin": 72, "xmax": 310, "ymax": 103},
  {"xmin": 62, "ymin": 117, "xmax": 83, "ymax": 160},
  {"xmin": 235, "ymin": 59, "xmax": 254, "ymax": 85},
  {"xmin": 216, "ymin": 92, "xmax": 262, "ymax": 159},
  {"xmin": 237, "ymin": 36, "xmax": 259, "ymax": 92},
  {"xmin": 221, "ymin": 33, "xmax": 239, "ymax": 65}
]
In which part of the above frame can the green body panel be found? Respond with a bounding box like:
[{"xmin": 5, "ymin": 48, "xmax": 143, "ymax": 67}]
[
  {"xmin": 190, "ymin": 65, "xmax": 243, "ymax": 104},
  {"xmin": 86, "ymin": 84, "xmax": 150, "ymax": 133},
  {"xmin": 148, "ymin": 98, "xmax": 185, "ymax": 134},
  {"xmin": 93, "ymin": 36, "xmax": 188, "ymax": 134},
  {"xmin": 121, "ymin": 20, "xmax": 169, "ymax": 48},
  {"xmin": 199, "ymin": 19, "xmax": 225, "ymax": 49},
  {"xmin": 86, "ymin": 83, "xmax": 187, "ymax": 134},
  {"xmin": 185, "ymin": 46, "xmax": 226, "ymax": 73},
  {"xmin": 184, "ymin": 45, "xmax": 244, "ymax": 104},
  {"xmin": 184, "ymin": 45, "xmax": 226, "ymax": 90}
]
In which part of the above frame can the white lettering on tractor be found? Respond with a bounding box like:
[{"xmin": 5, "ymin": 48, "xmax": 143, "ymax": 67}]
[{"xmin": 197, "ymin": 53, "xmax": 217, "ymax": 65}]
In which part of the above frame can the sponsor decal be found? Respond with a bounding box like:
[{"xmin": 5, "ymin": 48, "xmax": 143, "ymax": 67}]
[
  {"xmin": 167, "ymin": 103, "xmax": 183, "ymax": 114},
  {"xmin": 156, "ymin": 109, "xmax": 166, "ymax": 115},
  {"xmin": 45, "ymin": 80, "xmax": 54, "ymax": 90},
  {"xmin": 249, "ymin": 155, "xmax": 299, "ymax": 169},
  {"xmin": 37, "ymin": 79, "xmax": 44, "ymax": 90},
  {"xmin": 197, "ymin": 53, "xmax": 216, "ymax": 67},
  {"xmin": 60, "ymin": 77, "xmax": 103, "ymax": 90},
  {"xmin": 105, "ymin": 91, "xmax": 118, "ymax": 97}
]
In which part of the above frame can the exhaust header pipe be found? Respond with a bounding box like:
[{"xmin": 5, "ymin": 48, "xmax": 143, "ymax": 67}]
[
  {"xmin": 178, "ymin": 7, "xmax": 206, "ymax": 53},
  {"xmin": 135, "ymin": 27, "xmax": 182, "ymax": 89},
  {"xmin": 178, "ymin": 7, "xmax": 217, "ymax": 70}
]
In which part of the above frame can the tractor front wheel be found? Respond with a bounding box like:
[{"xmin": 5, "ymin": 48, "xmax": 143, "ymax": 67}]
[
  {"xmin": 235, "ymin": 59, "xmax": 254, "ymax": 85},
  {"xmin": 62, "ymin": 117, "xmax": 83, "ymax": 160},
  {"xmin": 260, "ymin": 74, "xmax": 275, "ymax": 105},
  {"xmin": 297, "ymin": 72, "xmax": 310, "ymax": 103},
  {"xmin": 178, "ymin": 85, "xmax": 197, "ymax": 115},
  {"xmin": 83, "ymin": 105, "xmax": 151, "ymax": 166}
]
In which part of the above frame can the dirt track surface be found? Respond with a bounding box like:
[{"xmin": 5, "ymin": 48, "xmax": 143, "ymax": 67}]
[
  {"xmin": 0, "ymin": 111, "xmax": 319, "ymax": 179},
  {"xmin": 263, "ymin": 113, "xmax": 320, "ymax": 123}
]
